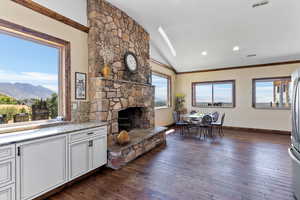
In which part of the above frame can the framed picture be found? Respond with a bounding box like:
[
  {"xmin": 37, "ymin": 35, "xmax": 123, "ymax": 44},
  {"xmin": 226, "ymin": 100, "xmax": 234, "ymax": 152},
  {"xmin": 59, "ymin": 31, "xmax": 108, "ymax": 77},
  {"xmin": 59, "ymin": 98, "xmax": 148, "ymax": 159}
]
[{"xmin": 75, "ymin": 72, "xmax": 87, "ymax": 100}]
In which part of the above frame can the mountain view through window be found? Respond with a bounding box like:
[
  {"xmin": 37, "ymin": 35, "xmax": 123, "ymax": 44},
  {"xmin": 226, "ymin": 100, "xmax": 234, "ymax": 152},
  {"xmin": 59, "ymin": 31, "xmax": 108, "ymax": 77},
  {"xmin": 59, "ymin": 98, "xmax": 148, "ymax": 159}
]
[{"xmin": 0, "ymin": 32, "xmax": 59, "ymax": 125}]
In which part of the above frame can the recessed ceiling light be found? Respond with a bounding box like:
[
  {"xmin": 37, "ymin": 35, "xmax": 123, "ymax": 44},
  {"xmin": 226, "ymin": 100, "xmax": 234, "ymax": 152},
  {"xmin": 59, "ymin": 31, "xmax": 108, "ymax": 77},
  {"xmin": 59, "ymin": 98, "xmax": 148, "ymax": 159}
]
[
  {"xmin": 158, "ymin": 26, "xmax": 176, "ymax": 57},
  {"xmin": 233, "ymin": 46, "xmax": 240, "ymax": 51},
  {"xmin": 201, "ymin": 51, "xmax": 207, "ymax": 56}
]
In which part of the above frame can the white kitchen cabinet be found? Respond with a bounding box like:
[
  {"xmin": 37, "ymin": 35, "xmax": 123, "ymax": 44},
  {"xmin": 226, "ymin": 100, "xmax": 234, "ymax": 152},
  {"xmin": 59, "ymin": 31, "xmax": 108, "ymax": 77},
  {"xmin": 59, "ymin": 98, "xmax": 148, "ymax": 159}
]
[
  {"xmin": 0, "ymin": 144, "xmax": 15, "ymax": 200},
  {"xmin": 69, "ymin": 128, "xmax": 107, "ymax": 181},
  {"xmin": 0, "ymin": 159, "xmax": 15, "ymax": 187},
  {"xmin": 91, "ymin": 136, "xmax": 107, "ymax": 170},
  {"xmin": 69, "ymin": 127, "xmax": 107, "ymax": 143},
  {"xmin": 16, "ymin": 134, "xmax": 68, "ymax": 200},
  {"xmin": 69, "ymin": 140, "xmax": 90, "ymax": 180},
  {"xmin": 0, "ymin": 145, "xmax": 15, "ymax": 161},
  {"xmin": 0, "ymin": 184, "xmax": 15, "ymax": 200}
]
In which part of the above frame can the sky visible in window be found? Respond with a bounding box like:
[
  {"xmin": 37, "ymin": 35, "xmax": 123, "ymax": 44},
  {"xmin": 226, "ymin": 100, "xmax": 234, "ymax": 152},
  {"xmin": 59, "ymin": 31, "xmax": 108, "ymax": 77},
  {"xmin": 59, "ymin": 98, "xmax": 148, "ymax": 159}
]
[
  {"xmin": 255, "ymin": 81, "xmax": 274, "ymax": 103},
  {"xmin": 152, "ymin": 74, "xmax": 168, "ymax": 103},
  {"xmin": 214, "ymin": 84, "xmax": 232, "ymax": 103},
  {"xmin": 0, "ymin": 33, "xmax": 59, "ymax": 92},
  {"xmin": 196, "ymin": 84, "xmax": 212, "ymax": 103},
  {"xmin": 195, "ymin": 83, "xmax": 232, "ymax": 103}
]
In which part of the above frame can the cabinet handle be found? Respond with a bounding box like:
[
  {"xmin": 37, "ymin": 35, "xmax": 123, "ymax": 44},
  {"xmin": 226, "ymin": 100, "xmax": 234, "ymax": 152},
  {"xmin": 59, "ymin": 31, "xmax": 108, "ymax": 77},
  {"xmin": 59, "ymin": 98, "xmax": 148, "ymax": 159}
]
[
  {"xmin": 87, "ymin": 132, "xmax": 94, "ymax": 135},
  {"xmin": 17, "ymin": 147, "xmax": 21, "ymax": 156},
  {"xmin": 88, "ymin": 140, "xmax": 93, "ymax": 147}
]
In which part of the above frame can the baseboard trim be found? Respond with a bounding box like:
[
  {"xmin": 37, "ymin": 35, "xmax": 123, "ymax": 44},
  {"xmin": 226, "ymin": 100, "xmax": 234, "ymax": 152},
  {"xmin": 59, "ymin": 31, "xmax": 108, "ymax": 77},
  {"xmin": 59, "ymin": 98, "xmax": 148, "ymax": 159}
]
[{"xmin": 223, "ymin": 126, "xmax": 291, "ymax": 135}]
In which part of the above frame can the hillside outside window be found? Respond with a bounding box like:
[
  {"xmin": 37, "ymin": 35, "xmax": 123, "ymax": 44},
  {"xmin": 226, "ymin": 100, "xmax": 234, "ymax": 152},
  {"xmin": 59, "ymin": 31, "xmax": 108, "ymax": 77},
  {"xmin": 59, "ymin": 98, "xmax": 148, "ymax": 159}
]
[{"xmin": 0, "ymin": 30, "xmax": 60, "ymax": 125}]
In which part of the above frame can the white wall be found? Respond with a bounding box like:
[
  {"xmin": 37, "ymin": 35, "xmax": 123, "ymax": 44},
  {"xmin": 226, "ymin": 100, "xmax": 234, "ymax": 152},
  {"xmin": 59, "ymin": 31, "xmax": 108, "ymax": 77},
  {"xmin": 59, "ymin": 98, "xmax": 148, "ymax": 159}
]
[
  {"xmin": 176, "ymin": 63, "xmax": 300, "ymax": 131},
  {"xmin": 33, "ymin": 0, "xmax": 88, "ymax": 26}
]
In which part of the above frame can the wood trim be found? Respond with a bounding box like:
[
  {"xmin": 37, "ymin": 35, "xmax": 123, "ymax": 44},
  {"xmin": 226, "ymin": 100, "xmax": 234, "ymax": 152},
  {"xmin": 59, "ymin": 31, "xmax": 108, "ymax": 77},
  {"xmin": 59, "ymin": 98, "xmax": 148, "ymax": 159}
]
[
  {"xmin": 223, "ymin": 126, "xmax": 291, "ymax": 135},
  {"xmin": 64, "ymin": 43, "xmax": 71, "ymax": 121},
  {"xmin": 252, "ymin": 76, "xmax": 291, "ymax": 110},
  {"xmin": 150, "ymin": 59, "xmax": 177, "ymax": 74},
  {"xmin": 152, "ymin": 71, "xmax": 172, "ymax": 108},
  {"xmin": 11, "ymin": 0, "xmax": 89, "ymax": 33},
  {"xmin": 177, "ymin": 60, "xmax": 300, "ymax": 75},
  {"xmin": 0, "ymin": 18, "xmax": 71, "ymax": 121},
  {"xmin": 191, "ymin": 80, "xmax": 236, "ymax": 108}
]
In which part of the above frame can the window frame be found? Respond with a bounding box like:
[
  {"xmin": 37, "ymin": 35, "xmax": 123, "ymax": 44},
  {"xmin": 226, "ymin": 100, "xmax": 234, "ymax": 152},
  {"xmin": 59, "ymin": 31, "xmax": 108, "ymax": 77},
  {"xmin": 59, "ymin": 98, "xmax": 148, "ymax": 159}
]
[
  {"xmin": 252, "ymin": 76, "xmax": 291, "ymax": 110},
  {"xmin": 152, "ymin": 71, "xmax": 172, "ymax": 109},
  {"xmin": 0, "ymin": 19, "xmax": 71, "ymax": 128},
  {"xmin": 192, "ymin": 80, "xmax": 236, "ymax": 108}
]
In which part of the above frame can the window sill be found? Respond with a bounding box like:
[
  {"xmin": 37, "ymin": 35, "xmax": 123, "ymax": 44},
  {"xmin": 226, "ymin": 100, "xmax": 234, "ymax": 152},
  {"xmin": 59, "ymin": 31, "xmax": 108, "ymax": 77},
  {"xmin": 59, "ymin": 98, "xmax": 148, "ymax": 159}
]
[
  {"xmin": 192, "ymin": 106, "xmax": 235, "ymax": 109},
  {"xmin": 252, "ymin": 107, "xmax": 291, "ymax": 110},
  {"xmin": 155, "ymin": 106, "xmax": 171, "ymax": 110},
  {"xmin": 0, "ymin": 120, "xmax": 70, "ymax": 135}
]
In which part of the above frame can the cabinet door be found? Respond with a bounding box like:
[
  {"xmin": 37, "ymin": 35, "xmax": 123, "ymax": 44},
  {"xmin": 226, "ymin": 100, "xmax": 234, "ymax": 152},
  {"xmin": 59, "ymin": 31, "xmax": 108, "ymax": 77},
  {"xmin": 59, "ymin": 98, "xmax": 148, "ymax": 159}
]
[
  {"xmin": 16, "ymin": 135, "xmax": 67, "ymax": 200},
  {"xmin": 91, "ymin": 136, "xmax": 107, "ymax": 170},
  {"xmin": 0, "ymin": 145, "xmax": 15, "ymax": 161},
  {"xmin": 0, "ymin": 184, "xmax": 15, "ymax": 200},
  {"xmin": 0, "ymin": 159, "xmax": 15, "ymax": 187},
  {"xmin": 69, "ymin": 140, "xmax": 90, "ymax": 180}
]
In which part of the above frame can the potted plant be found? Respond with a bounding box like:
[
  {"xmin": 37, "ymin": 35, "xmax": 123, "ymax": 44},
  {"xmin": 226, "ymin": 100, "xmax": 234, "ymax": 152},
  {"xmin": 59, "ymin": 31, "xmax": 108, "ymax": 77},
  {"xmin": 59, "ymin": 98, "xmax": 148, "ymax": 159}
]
[{"xmin": 175, "ymin": 94, "xmax": 187, "ymax": 114}]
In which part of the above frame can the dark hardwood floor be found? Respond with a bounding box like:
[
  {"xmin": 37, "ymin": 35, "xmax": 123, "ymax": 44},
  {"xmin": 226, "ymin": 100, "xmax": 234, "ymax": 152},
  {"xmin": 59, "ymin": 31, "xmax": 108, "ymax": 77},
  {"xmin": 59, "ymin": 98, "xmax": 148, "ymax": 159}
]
[{"xmin": 49, "ymin": 129, "xmax": 293, "ymax": 200}]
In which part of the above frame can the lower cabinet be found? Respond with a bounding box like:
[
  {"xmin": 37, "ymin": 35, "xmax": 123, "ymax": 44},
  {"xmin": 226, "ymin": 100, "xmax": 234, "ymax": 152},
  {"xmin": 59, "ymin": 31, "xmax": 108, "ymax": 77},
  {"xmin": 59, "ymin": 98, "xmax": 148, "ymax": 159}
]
[
  {"xmin": 69, "ymin": 135, "xmax": 107, "ymax": 180},
  {"xmin": 16, "ymin": 135, "xmax": 68, "ymax": 200},
  {"xmin": 0, "ymin": 125, "xmax": 107, "ymax": 200},
  {"xmin": 0, "ymin": 184, "xmax": 15, "ymax": 200},
  {"xmin": 91, "ymin": 136, "xmax": 107, "ymax": 170},
  {"xmin": 69, "ymin": 140, "xmax": 90, "ymax": 179},
  {"xmin": 0, "ymin": 159, "xmax": 15, "ymax": 188}
]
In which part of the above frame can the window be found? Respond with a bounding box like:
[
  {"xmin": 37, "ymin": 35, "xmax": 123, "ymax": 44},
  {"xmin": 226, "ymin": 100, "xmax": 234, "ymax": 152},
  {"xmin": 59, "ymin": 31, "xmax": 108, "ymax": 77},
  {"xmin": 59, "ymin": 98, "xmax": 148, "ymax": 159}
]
[
  {"xmin": 192, "ymin": 80, "xmax": 235, "ymax": 108},
  {"xmin": 152, "ymin": 72, "xmax": 171, "ymax": 108},
  {"xmin": 0, "ymin": 20, "xmax": 70, "ymax": 126},
  {"xmin": 253, "ymin": 77, "xmax": 291, "ymax": 109}
]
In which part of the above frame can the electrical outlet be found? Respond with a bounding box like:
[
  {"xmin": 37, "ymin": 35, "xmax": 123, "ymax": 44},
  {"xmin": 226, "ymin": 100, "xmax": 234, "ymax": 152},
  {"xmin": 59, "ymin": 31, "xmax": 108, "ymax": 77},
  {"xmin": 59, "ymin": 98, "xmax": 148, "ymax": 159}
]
[{"xmin": 72, "ymin": 103, "xmax": 78, "ymax": 110}]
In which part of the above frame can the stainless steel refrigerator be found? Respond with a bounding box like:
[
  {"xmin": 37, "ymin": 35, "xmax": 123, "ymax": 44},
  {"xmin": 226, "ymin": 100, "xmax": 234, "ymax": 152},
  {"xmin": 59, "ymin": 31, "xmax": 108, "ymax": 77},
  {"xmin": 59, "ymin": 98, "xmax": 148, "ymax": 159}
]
[{"xmin": 289, "ymin": 69, "xmax": 300, "ymax": 200}]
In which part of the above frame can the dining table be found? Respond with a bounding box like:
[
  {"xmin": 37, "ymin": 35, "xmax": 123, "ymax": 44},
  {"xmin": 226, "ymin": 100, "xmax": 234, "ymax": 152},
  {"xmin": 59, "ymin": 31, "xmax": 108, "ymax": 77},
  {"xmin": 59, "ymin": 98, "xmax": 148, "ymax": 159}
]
[
  {"xmin": 182, "ymin": 112, "xmax": 206, "ymax": 121},
  {"xmin": 181, "ymin": 112, "xmax": 214, "ymax": 138}
]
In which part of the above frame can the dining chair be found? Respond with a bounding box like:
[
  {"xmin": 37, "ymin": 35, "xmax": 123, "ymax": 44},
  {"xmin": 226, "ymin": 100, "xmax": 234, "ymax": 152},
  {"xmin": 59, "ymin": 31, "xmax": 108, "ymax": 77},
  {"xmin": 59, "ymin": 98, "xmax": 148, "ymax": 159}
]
[
  {"xmin": 173, "ymin": 111, "xmax": 189, "ymax": 136},
  {"xmin": 211, "ymin": 111, "xmax": 219, "ymax": 123},
  {"xmin": 197, "ymin": 115, "xmax": 213, "ymax": 139},
  {"xmin": 190, "ymin": 110, "xmax": 197, "ymax": 114},
  {"xmin": 212, "ymin": 113, "xmax": 225, "ymax": 137}
]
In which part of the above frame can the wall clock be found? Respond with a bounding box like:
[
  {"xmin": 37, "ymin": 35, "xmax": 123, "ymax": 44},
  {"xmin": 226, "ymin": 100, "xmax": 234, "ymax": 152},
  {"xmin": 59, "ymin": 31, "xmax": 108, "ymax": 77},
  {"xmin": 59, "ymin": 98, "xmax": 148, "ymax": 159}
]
[{"xmin": 124, "ymin": 52, "xmax": 138, "ymax": 73}]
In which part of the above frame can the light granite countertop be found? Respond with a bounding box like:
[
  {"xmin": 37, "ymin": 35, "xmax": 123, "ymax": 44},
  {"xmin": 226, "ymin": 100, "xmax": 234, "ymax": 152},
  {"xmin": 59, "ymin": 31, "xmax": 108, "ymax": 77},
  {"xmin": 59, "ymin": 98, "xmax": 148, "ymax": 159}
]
[{"xmin": 0, "ymin": 121, "xmax": 107, "ymax": 146}]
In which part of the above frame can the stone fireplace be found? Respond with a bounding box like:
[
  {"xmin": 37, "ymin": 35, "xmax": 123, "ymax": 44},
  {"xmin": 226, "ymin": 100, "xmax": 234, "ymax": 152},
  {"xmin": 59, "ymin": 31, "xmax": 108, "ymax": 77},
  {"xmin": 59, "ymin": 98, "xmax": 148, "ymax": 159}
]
[
  {"xmin": 88, "ymin": 0, "xmax": 166, "ymax": 169},
  {"xmin": 89, "ymin": 77, "xmax": 155, "ymax": 145}
]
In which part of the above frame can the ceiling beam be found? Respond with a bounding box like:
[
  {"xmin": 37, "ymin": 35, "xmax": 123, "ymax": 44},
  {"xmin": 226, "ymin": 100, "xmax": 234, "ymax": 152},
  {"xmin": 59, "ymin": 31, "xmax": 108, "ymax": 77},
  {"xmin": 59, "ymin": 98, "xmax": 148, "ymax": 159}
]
[
  {"xmin": 177, "ymin": 60, "xmax": 300, "ymax": 75},
  {"xmin": 11, "ymin": 0, "xmax": 89, "ymax": 33}
]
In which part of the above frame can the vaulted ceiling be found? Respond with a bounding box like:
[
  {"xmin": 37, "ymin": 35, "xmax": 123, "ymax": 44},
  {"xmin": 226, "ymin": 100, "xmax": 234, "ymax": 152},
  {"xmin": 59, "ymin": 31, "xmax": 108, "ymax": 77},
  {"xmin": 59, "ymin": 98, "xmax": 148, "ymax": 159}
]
[{"xmin": 106, "ymin": 0, "xmax": 300, "ymax": 72}]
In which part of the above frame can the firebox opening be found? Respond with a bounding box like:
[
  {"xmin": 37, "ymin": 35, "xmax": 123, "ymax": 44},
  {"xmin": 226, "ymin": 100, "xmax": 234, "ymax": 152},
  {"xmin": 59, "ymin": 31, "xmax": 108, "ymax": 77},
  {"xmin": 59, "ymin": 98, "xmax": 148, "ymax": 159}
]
[{"xmin": 118, "ymin": 107, "xmax": 144, "ymax": 132}]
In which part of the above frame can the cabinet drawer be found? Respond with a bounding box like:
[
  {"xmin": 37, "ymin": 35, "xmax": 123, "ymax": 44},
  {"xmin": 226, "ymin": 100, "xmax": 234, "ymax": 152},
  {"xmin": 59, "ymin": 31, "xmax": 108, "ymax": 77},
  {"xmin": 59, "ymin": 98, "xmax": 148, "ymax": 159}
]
[
  {"xmin": 0, "ymin": 184, "xmax": 15, "ymax": 200},
  {"xmin": 69, "ymin": 127, "xmax": 107, "ymax": 143},
  {"xmin": 0, "ymin": 145, "xmax": 15, "ymax": 161},
  {"xmin": 0, "ymin": 159, "xmax": 15, "ymax": 187}
]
